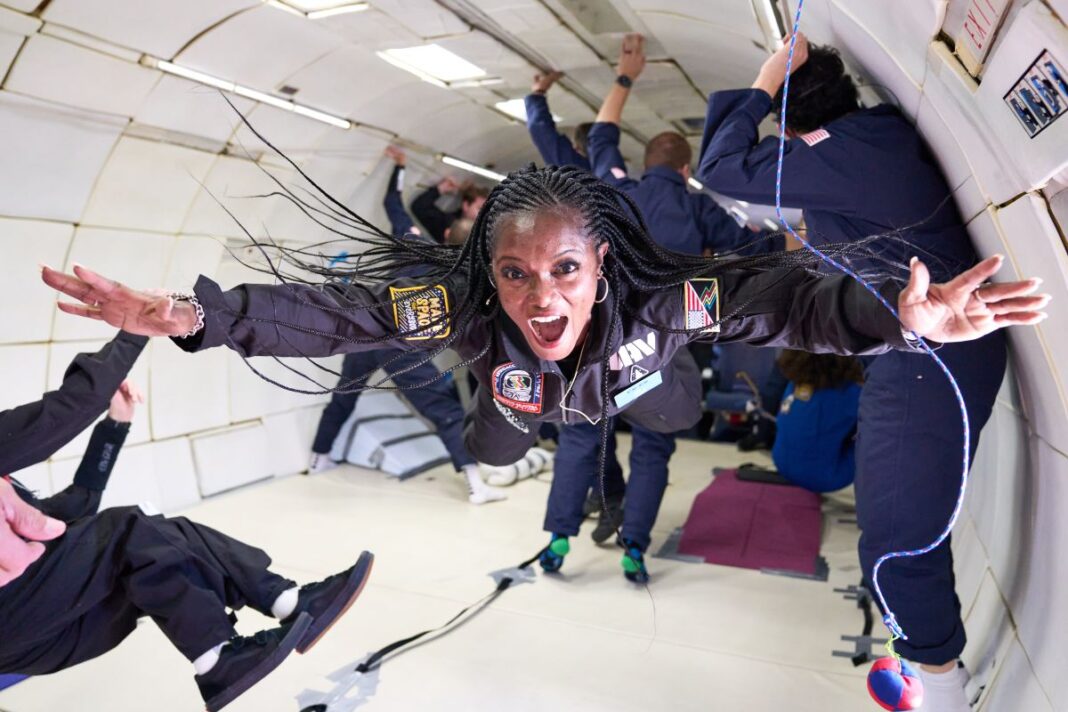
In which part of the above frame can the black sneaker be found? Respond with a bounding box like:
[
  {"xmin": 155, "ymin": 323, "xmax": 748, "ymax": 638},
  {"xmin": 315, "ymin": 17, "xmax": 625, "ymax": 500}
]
[
  {"xmin": 282, "ymin": 550, "xmax": 374, "ymax": 654},
  {"xmin": 590, "ymin": 495, "xmax": 624, "ymax": 545},
  {"xmin": 620, "ymin": 538, "xmax": 650, "ymax": 584},
  {"xmin": 197, "ymin": 612, "xmax": 312, "ymax": 712},
  {"xmin": 582, "ymin": 490, "xmax": 600, "ymax": 518}
]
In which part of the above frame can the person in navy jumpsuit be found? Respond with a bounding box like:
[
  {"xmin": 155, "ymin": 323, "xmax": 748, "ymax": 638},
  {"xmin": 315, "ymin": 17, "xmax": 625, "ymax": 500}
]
[
  {"xmin": 697, "ymin": 35, "xmax": 1008, "ymax": 686},
  {"xmin": 540, "ymin": 34, "xmax": 782, "ymax": 579},
  {"xmin": 524, "ymin": 70, "xmax": 592, "ymax": 170},
  {"xmin": 309, "ymin": 147, "xmax": 502, "ymax": 504}
]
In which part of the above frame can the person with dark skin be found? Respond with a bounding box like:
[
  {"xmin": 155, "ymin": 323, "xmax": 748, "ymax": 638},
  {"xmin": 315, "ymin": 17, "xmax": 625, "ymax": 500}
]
[
  {"xmin": 0, "ymin": 333, "xmax": 375, "ymax": 711},
  {"xmin": 40, "ymin": 164, "xmax": 1047, "ymax": 598},
  {"xmin": 538, "ymin": 34, "xmax": 783, "ymax": 579},
  {"xmin": 697, "ymin": 34, "xmax": 1024, "ymax": 710}
]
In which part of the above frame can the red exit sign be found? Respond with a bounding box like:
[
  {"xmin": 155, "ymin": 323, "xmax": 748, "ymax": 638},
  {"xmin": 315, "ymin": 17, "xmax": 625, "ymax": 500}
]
[{"xmin": 957, "ymin": 0, "xmax": 1010, "ymax": 74}]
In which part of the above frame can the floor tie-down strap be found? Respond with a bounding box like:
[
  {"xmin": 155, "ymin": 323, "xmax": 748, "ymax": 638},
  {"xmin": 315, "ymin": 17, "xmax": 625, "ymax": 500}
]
[{"xmin": 353, "ymin": 545, "xmax": 547, "ymax": 674}]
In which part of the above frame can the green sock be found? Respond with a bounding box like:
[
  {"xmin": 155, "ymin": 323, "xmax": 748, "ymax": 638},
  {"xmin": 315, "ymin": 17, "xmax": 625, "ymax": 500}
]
[{"xmin": 550, "ymin": 537, "xmax": 570, "ymax": 556}]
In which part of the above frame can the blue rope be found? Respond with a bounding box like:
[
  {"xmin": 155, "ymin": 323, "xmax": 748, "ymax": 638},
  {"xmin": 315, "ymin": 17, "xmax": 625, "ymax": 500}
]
[{"xmin": 774, "ymin": 0, "xmax": 971, "ymax": 642}]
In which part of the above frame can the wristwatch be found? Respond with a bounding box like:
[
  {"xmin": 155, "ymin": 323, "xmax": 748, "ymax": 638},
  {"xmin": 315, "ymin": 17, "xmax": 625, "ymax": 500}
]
[{"xmin": 615, "ymin": 75, "xmax": 633, "ymax": 89}]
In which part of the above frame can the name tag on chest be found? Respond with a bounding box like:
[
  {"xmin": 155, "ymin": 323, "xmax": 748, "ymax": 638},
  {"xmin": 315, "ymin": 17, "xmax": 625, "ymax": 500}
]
[{"xmin": 613, "ymin": 370, "xmax": 663, "ymax": 408}]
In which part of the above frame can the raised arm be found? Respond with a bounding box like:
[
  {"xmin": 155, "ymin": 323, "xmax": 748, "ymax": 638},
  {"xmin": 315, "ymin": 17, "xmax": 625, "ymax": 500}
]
[
  {"xmin": 595, "ymin": 34, "xmax": 645, "ymax": 125},
  {"xmin": 696, "ymin": 34, "xmax": 858, "ymax": 211},
  {"xmin": 410, "ymin": 177, "xmax": 458, "ymax": 243},
  {"xmin": 42, "ymin": 265, "xmax": 461, "ymax": 360},
  {"xmin": 382, "ymin": 146, "xmax": 418, "ymax": 237},
  {"xmin": 0, "ymin": 330, "xmax": 147, "ymax": 475},
  {"xmin": 35, "ymin": 380, "xmax": 141, "ymax": 523},
  {"xmin": 525, "ymin": 72, "xmax": 589, "ymax": 169},
  {"xmin": 588, "ymin": 34, "xmax": 645, "ymax": 189}
]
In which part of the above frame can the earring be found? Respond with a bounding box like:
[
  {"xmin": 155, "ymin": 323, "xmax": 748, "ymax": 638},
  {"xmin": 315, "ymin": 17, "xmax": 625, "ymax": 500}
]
[
  {"xmin": 485, "ymin": 291, "xmax": 498, "ymax": 308},
  {"xmin": 594, "ymin": 276, "xmax": 609, "ymax": 304}
]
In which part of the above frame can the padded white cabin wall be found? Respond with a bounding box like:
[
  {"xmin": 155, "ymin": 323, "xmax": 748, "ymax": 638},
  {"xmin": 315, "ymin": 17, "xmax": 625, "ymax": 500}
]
[{"xmin": 790, "ymin": 0, "xmax": 1068, "ymax": 707}]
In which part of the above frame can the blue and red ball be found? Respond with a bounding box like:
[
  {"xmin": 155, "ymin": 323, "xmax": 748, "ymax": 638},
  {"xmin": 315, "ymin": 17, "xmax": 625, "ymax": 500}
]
[{"xmin": 867, "ymin": 657, "xmax": 924, "ymax": 710}]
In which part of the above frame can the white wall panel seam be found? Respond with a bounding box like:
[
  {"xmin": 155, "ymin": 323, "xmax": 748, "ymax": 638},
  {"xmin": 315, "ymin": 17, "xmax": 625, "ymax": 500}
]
[
  {"xmin": 0, "ymin": 4, "xmax": 40, "ymax": 35},
  {"xmin": 0, "ymin": 28, "xmax": 24, "ymax": 87},
  {"xmin": 990, "ymin": 201, "xmax": 1068, "ymax": 436}
]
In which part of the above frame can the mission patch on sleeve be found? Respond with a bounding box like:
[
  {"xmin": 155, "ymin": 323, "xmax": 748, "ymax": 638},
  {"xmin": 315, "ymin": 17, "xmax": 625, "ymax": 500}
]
[{"xmin": 389, "ymin": 284, "xmax": 451, "ymax": 340}]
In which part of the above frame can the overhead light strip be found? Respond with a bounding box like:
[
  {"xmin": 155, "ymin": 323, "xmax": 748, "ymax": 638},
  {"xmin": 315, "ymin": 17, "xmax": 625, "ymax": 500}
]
[
  {"xmin": 307, "ymin": 4, "xmax": 370, "ymax": 19},
  {"xmin": 377, "ymin": 44, "xmax": 500, "ymax": 89},
  {"xmin": 265, "ymin": 1, "xmax": 370, "ymax": 20},
  {"xmin": 376, "ymin": 51, "xmax": 448, "ymax": 88},
  {"xmin": 441, "ymin": 155, "xmax": 505, "ymax": 182},
  {"xmin": 156, "ymin": 60, "xmax": 351, "ymax": 130},
  {"xmin": 494, "ymin": 98, "xmax": 561, "ymax": 123}
]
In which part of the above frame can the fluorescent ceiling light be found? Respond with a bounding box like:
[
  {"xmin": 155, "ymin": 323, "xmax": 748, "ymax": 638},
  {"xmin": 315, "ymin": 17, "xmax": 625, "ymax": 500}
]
[
  {"xmin": 307, "ymin": 4, "xmax": 369, "ymax": 19},
  {"xmin": 441, "ymin": 155, "xmax": 505, "ymax": 182},
  {"xmin": 157, "ymin": 61, "xmax": 234, "ymax": 91},
  {"xmin": 265, "ymin": 0, "xmax": 305, "ymax": 17},
  {"xmin": 234, "ymin": 84, "xmax": 295, "ymax": 112},
  {"xmin": 494, "ymin": 98, "xmax": 561, "ymax": 123},
  {"xmin": 266, "ymin": 1, "xmax": 369, "ymax": 19},
  {"xmin": 736, "ymin": 199, "xmax": 750, "ymax": 208},
  {"xmin": 687, "ymin": 177, "xmax": 704, "ymax": 191},
  {"xmin": 763, "ymin": 218, "xmax": 781, "ymax": 230},
  {"xmin": 156, "ymin": 60, "xmax": 351, "ymax": 130},
  {"xmin": 292, "ymin": 104, "xmax": 351, "ymax": 128},
  {"xmin": 379, "ymin": 44, "xmax": 487, "ymax": 85}
]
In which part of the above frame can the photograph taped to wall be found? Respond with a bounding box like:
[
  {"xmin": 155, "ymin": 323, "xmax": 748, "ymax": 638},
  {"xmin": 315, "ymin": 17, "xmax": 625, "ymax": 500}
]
[{"xmin": 1003, "ymin": 50, "xmax": 1068, "ymax": 139}]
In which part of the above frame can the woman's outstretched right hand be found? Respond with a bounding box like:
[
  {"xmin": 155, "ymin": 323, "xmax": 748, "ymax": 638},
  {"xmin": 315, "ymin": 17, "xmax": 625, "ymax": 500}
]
[{"xmin": 42, "ymin": 264, "xmax": 198, "ymax": 338}]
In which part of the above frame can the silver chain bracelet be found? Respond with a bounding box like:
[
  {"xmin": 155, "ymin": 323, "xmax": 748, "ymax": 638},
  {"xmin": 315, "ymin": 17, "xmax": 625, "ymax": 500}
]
[{"xmin": 170, "ymin": 292, "xmax": 205, "ymax": 338}]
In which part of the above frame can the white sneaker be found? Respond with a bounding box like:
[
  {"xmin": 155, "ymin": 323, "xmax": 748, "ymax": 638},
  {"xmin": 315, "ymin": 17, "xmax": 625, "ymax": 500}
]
[
  {"xmin": 916, "ymin": 664, "xmax": 971, "ymax": 712},
  {"xmin": 307, "ymin": 452, "xmax": 338, "ymax": 475}
]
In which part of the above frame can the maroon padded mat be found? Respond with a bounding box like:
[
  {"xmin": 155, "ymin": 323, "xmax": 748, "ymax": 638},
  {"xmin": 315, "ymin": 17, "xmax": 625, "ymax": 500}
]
[{"xmin": 677, "ymin": 469, "xmax": 822, "ymax": 575}]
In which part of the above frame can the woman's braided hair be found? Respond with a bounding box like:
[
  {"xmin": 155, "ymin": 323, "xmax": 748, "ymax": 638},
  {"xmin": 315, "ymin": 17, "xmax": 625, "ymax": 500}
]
[{"xmin": 225, "ymin": 131, "xmax": 884, "ymax": 524}]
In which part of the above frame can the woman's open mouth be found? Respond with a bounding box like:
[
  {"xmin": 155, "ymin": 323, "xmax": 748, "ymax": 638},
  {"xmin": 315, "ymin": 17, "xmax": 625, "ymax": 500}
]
[{"xmin": 529, "ymin": 315, "xmax": 569, "ymax": 346}]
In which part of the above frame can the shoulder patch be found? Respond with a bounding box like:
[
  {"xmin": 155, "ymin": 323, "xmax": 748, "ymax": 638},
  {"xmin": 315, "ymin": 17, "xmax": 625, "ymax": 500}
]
[
  {"xmin": 610, "ymin": 166, "xmax": 627, "ymax": 180},
  {"xmin": 799, "ymin": 128, "xmax": 831, "ymax": 147},
  {"xmin": 683, "ymin": 278, "xmax": 720, "ymax": 333},
  {"xmin": 389, "ymin": 284, "xmax": 451, "ymax": 340},
  {"xmin": 492, "ymin": 362, "xmax": 544, "ymax": 414}
]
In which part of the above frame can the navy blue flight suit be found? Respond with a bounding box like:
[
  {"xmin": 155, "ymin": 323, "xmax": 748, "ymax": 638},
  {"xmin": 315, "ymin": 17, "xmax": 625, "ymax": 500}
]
[
  {"xmin": 698, "ymin": 87, "xmax": 1007, "ymax": 664},
  {"xmin": 523, "ymin": 92, "xmax": 590, "ymax": 170},
  {"xmin": 311, "ymin": 164, "xmax": 476, "ymax": 472}
]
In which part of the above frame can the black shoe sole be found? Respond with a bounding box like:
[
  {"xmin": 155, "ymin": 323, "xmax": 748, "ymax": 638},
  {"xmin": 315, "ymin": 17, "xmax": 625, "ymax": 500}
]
[
  {"xmin": 297, "ymin": 551, "xmax": 375, "ymax": 654},
  {"xmin": 203, "ymin": 612, "xmax": 311, "ymax": 712}
]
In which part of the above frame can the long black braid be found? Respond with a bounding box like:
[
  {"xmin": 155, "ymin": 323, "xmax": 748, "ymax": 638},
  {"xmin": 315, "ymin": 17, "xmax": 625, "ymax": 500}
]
[{"xmin": 222, "ymin": 153, "xmax": 902, "ymax": 549}]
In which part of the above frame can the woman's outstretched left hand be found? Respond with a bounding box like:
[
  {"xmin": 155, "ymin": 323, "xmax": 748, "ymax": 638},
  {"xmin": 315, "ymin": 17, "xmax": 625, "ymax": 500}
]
[{"xmin": 899, "ymin": 255, "xmax": 1049, "ymax": 343}]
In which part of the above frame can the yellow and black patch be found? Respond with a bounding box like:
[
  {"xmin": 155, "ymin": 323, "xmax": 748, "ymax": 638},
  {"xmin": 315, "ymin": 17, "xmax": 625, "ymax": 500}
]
[{"xmin": 389, "ymin": 284, "xmax": 451, "ymax": 340}]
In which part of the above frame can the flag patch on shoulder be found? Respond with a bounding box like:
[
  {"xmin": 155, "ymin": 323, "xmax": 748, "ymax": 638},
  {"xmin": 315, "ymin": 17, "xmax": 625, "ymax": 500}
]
[
  {"xmin": 800, "ymin": 128, "xmax": 830, "ymax": 147},
  {"xmin": 610, "ymin": 166, "xmax": 627, "ymax": 180},
  {"xmin": 683, "ymin": 278, "xmax": 720, "ymax": 333}
]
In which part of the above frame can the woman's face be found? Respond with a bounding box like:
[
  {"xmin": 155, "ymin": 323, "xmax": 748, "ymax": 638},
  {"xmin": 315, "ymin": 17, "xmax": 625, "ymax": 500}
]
[{"xmin": 492, "ymin": 209, "xmax": 608, "ymax": 361}]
